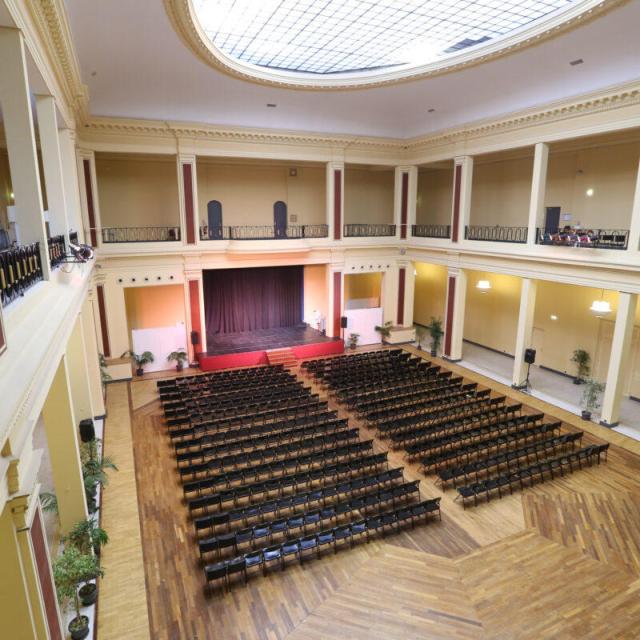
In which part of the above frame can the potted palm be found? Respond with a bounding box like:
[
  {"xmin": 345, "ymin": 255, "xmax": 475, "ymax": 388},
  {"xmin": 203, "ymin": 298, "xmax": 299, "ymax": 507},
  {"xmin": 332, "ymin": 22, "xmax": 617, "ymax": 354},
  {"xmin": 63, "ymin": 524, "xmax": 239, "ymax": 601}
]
[
  {"xmin": 98, "ymin": 353, "xmax": 111, "ymax": 385},
  {"xmin": 81, "ymin": 439, "xmax": 118, "ymax": 513},
  {"xmin": 348, "ymin": 333, "xmax": 360, "ymax": 350},
  {"xmin": 374, "ymin": 321, "xmax": 393, "ymax": 343},
  {"xmin": 570, "ymin": 349, "xmax": 591, "ymax": 384},
  {"xmin": 167, "ymin": 349, "xmax": 188, "ymax": 372},
  {"xmin": 415, "ymin": 325, "xmax": 427, "ymax": 351},
  {"xmin": 53, "ymin": 546, "xmax": 103, "ymax": 640},
  {"xmin": 580, "ymin": 378, "xmax": 605, "ymax": 421},
  {"xmin": 121, "ymin": 350, "xmax": 154, "ymax": 376},
  {"xmin": 426, "ymin": 317, "xmax": 444, "ymax": 357}
]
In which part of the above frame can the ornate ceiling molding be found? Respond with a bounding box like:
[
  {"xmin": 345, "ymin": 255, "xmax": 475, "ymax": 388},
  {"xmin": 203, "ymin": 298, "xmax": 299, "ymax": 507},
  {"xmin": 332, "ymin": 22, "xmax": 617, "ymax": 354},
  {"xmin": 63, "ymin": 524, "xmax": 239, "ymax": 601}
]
[{"xmin": 165, "ymin": 0, "xmax": 629, "ymax": 91}]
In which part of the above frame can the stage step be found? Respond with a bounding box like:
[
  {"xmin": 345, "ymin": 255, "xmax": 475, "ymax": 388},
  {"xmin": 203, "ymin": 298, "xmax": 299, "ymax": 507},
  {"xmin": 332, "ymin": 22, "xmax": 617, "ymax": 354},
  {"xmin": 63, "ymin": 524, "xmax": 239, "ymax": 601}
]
[{"xmin": 266, "ymin": 347, "xmax": 298, "ymax": 368}]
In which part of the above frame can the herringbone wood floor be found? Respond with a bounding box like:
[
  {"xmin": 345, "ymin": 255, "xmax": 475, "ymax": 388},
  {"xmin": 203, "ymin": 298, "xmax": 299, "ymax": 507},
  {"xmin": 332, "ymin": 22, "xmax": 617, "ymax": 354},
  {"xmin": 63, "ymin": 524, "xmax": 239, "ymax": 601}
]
[{"xmin": 99, "ymin": 347, "xmax": 640, "ymax": 640}]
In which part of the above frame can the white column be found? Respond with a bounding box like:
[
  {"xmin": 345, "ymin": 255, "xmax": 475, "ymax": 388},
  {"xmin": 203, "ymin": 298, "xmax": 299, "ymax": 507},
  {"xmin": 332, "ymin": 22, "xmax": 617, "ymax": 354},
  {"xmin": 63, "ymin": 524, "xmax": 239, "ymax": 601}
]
[
  {"xmin": 600, "ymin": 292, "xmax": 638, "ymax": 427},
  {"xmin": 177, "ymin": 154, "xmax": 197, "ymax": 245},
  {"xmin": 443, "ymin": 268, "xmax": 467, "ymax": 360},
  {"xmin": 35, "ymin": 95, "xmax": 70, "ymax": 243},
  {"xmin": 512, "ymin": 278, "xmax": 538, "ymax": 387},
  {"xmin": 326, "ymin": 162, "xmax": 344, "ymax": 241},
  {"xmin": 77, "ymin": 150, "xmax": 102, "ymax": 247},
  {"xmin": 452, "ymin": 156, "xmax": 473, "ymax": 243},
  {"xmin": 393, "ymin": 166, "xmax": 417, "ymax": 240},
  {"xmin": 82, "ymin": 296, "xmax": 106, "ymax": 417},
  {"xmin": 59, "ymin": 128, "xmax": 85, "ymax": 243},
  {"xmin": 0, "ymin": 28, "xmax": 50, "ymax": 278},
  {"xmin": 327, "ymin": 266, "xmax": 343, "ymax": 338},
  {"xmin": 66, "ymin": 315, "xmax": 95, "ymax": 422},
  {"xmin": 627, "ymin": 156, "xmax": 640, "ymax": 253},
  {"xmin": 527, "ymin": 142, "xmax": 549, "ymax": 247},
  {"xmin": 402, "ymin": 262, "xmax": 416, "ymax": 327}
]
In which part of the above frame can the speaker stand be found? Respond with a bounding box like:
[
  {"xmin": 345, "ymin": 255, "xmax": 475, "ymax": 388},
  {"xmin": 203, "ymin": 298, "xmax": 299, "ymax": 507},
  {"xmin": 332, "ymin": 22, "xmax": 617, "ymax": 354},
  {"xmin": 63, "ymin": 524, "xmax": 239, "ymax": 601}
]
[{"xmin": 511, "ymin": 363, "xmax": 532, "ymax": 393}]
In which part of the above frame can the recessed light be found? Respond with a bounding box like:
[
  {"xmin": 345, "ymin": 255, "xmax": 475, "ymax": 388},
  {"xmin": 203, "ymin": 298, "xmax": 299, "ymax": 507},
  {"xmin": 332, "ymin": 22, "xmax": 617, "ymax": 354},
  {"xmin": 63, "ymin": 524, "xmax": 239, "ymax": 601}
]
[
  {"xmin": 569, "ymin": 58, "xmax": 583, "ymax": 66},
  {"xmin": 266, "ymin": 103, "xmax": 277, "ymax": 108},
  {"xmin": 427, "ymin": 108, "xmax": 435, "ymax": 113},
  {"xmin": 550, "ymin": 314, "xmax": 558, "ymax": 321},
  {"xmin": 585, "ymin": 188, "xmax": 594, "ymax": 197}
]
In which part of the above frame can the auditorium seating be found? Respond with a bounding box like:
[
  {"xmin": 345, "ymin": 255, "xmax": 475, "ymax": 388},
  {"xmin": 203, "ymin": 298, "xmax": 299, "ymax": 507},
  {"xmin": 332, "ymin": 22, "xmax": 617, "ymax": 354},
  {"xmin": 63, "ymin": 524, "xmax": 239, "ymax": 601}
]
[
  {"xmin": 157, "ymin": 362, "xmax": 441, "ymax": 593},
  {"xmin": 303, "ymin": 349, "xmax": 608, "ymax": 509}
]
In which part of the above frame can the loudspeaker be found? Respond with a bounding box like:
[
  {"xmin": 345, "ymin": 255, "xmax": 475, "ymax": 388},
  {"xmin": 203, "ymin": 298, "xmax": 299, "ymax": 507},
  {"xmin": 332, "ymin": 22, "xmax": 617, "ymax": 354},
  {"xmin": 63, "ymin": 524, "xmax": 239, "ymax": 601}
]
[
  {"xmin": 79, "ymin": 419, "xmax": 95, "ymax": 443},
  {"xmin": 340, "ymin": 316, "xmax": 348, "ymax": 329},
  {"xmin": 190, "ymin": 330, "xmax": 200, "ymax": 346},
  {"xmin": 524, "ymin": 348, "xmax": 536, "ymax": 365}
]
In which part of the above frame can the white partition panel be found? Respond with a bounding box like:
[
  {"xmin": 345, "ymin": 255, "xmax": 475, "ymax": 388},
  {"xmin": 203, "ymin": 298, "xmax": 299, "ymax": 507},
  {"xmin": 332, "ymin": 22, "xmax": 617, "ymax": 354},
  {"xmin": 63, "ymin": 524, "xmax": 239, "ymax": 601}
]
[
  {"xmin": 344, "ymin": 307, "xmax": 383, "ymax": 346},
  {"xmin": 132, "ymin": 323, "xmax": 187, "ymax": 372}
]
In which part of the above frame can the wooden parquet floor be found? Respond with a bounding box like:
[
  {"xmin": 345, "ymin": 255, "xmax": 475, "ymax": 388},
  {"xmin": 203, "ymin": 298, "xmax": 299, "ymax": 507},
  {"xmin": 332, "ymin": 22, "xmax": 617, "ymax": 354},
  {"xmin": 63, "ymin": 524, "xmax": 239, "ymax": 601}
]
[{"xmin": 97, "ymin": 348, "xmax": 640, "ymax": 640}]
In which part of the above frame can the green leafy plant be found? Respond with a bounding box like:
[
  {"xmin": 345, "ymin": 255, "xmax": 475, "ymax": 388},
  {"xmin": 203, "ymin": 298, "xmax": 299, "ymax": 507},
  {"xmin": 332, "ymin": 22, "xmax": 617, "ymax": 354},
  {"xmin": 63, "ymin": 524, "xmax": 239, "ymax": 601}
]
[
  {"xmin": 121, "ymin": 350, "xmax": 154, "ymax": 376},
  {"xmin": 65, "ymin": 518, "xmax": 109, "ymax": 556},
  {"xmin": 167, "ymin": 349, "xmax": 188, "ymax": 371},
  {"xmin": 414, "ymin": 325, "xmax": 428, "ymax": 350},
  {"xmin": 53, "ymin": 546, "xmax": 103, "ymax": 635},
  {"xmin": 374, "ymin": 321, "xmax": 393, "ymax": 340},
  {"xmin": 80, "ymin": 439, "xmax": 117, "ymax": 513},
  {"xmin": 581, "ymin": 378, "xmax": 605, "ymax": 418},
  {"xmin": 98, "ymin": 353, "xmax": 111, "ymax": 384},
  {"xmin": 426, "ymin": 317, "xmax": 444, "ymax": 356},
  {"xmin": 40, "ymin": 491, "xmax": 59, "ymax": 514},
  {"xmin": 570, "ymin": 349, "xmax": 591, "ymax": 384},
  {"xmin": 348, "ymin": 333, "xmax": 360, "ymax": 349}
]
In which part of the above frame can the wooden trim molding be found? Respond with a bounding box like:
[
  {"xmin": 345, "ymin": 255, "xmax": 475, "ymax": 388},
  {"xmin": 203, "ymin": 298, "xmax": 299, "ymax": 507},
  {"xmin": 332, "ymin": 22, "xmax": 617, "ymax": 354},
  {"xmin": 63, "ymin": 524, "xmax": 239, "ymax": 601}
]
[
  {"xmin": 82, "ymin": 159, "xmax": 98, "ymax": 247},
  {"xmin": 451, "ymin": 164, "xmax": 462, "ymax": 243},
  {"xmin": 333, "ymin": 271, "xmax": 342, "ymax": 337},
  {"xmin": 182, "ymin": 163, "xmax": 196, "ymax": 245},
  {"xmin": 397, "ymin": 267, "xmax": 406, "ymax": 325},
  {"xmin": 333, "ymin": 169, "xmax": 342, "ymax": 241},
  {"xmin": 444, "ymin": 275, "xmax": 456, "ymax": 357},
  {"xmin": 96, "ymin": 284, "xmax": 111, "ymax": 357}
]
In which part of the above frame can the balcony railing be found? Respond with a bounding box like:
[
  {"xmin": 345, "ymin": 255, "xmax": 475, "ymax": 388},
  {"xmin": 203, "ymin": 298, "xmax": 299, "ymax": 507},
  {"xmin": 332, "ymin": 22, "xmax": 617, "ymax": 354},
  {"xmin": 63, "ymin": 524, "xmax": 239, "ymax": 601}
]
[
  {"xmin": 343, "ymin": 223, "xmax": 396, "ymax": 237},
  {"xmin": 101, "ymin": 226, "xmax": 181, "ymax": 243},
  {"xmin": 411, "ymin": 224, "xmax": 451, "ymax": 239},
  {"xmin": 199, "ymin": 224, "xmax": 329, "ymax": 240},
  {"xmin": 536, "ymin": 228, "xmax": 629, "ymax": 250},
  {"xmin": 0, "ymin": 242, "xmax": 43, "ymax": 307},
  {"xmin": 48, "ymin": 235, "xmax": 66, "ymax": 269},
  {"xmin": 465, "ymin": 225, "xmax": 528, "ymax": 243}
]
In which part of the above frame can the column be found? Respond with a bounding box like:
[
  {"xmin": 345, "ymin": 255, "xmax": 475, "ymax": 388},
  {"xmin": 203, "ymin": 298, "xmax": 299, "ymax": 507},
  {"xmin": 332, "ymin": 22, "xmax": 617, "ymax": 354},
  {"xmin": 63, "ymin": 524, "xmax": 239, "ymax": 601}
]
[
  {"xmin": 59, "ymin": 128, "xmax": 85, "ymax": 243},
  {"xmin": 451, "ymin": 156, "xmax": 473, "ymax": 243},
  {"xmin": 35, "ymin": 95, "xmax": 70, "ymax": 243},
  {"xmin": 627, "ymin": 156, "xmax": 640, "ymax": 253},
  {"xmin": 326, "ymin": 162, "xmax": 344, "ymax": 241},
  {"xmin": 443, "ymin": 268, "xmax": 467, "ymax": 361},
  {"xmin": 394, "ymin": 166, "xmax": 418, "ymax": 240},
  {"xmin": 178, "ymin": 154, "xmax": 198, "ymax": 245},
  {"xmin": 82, "ymin": 295, "xmax": 106, "ymax": 417},
  {"xmin": 600, "ymin": 292, "xmax": 638, "ymax": 427},
  {"xmin": 327, "ymin": 267, "xmax": 343, "ymax": 338},
  {"xmin": 66, "ymin": 315, "xmax": 95, "ymax": 422},
  {"xmin": 0, "ymin": 28, "xmax": 50, "ymax": 279},
  {"xmin": 41, "ymin": 357, "xmax": 88, "ymax": 534},
  {"xmin": 77, "ymin": 151, "xmax": 100, "ymax": 247},
  {"xmin": 527, "ymin": 142, "xmax": 549, "ymax": 247},
  {"xmin": 185, "ymin": 273, "xmax": 206, "ymax": 363},
  {"xmin": 512, "ymin": 278, "xmax": 538, "ymax": 387}
]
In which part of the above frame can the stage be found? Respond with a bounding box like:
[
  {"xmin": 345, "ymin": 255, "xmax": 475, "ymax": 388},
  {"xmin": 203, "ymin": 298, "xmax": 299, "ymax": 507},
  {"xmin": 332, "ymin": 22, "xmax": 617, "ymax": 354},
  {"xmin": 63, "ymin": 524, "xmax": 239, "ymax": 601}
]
[{"xmin": 198, "ymin": 325, "xmax": 344, "ymax": 371}]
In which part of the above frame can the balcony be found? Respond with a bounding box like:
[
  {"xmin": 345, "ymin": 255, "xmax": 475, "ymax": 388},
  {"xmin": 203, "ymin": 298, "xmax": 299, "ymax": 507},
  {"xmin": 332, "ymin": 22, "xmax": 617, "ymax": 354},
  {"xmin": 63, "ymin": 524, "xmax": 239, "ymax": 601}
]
[
  {"xmin": 536, "ymin": 228, "xmax": 629, "ymax": 250},
  {"xmin": 199, "ymin": 224, "xmax": 329, "ymax": 240},
  {"xmin": 465, "ymin": 225, "xmax": 528, "ymax": 243},
  {"xmin": 101, "ymin": 227, "xmax": 181, "ymax": 243},
  {"xmin": 343, "ymin": 223, "xmax": 396, "ymax": 237},
  {"xmin": 48, "ymin": 235, "xmax": 66, "ymax": 269},
  {"xmin": 0, "ymin": 242, "xmax": 44, "ymax": 308},
  {"xmin": 411, "ymin": 224, "xmax": 451, "ymax": 239}
]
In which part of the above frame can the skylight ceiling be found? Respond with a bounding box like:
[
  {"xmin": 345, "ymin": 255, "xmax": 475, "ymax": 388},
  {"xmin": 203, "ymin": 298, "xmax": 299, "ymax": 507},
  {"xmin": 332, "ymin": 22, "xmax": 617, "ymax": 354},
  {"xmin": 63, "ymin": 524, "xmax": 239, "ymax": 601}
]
[{"xmin": 192, "ymin": 0, "xmax": 578, "ymax": 76}]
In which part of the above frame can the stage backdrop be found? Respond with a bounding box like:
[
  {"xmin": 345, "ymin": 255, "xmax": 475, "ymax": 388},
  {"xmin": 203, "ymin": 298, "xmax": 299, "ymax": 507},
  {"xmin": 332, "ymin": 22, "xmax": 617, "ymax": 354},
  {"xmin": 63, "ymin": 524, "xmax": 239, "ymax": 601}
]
[{"xmin": 203, "ymin": 266, "xmax": 304, "ymax": 335}]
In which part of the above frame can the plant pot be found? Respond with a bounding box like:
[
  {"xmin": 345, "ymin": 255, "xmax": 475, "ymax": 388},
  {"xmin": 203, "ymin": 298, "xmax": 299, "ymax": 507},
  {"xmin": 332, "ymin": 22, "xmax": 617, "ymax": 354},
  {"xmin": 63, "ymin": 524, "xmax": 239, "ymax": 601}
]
[
  {"xmin": 93, "ymin": 543, "xmax": 101, "ymax": 557},
  {"xmin": 79, "ymin": 582, "xmax": 98, "ymax": 606},
  {"xmin": 176, "ymin": 362, "xmax": 184, "ymax": 372},
  {"xmin": 69, "ymin": 615, "xmax": 90, "ymax": 640},
  {"xmin": 136, "ymin": 367, "xmax": 144, "ymax": 376},
  {"xmin": 581, "ymin": 410, "xmax": 592, "ymax": 421},
  {"xmin": 573, "ymin": 378, "xmax": 584, "ymax": 385},
  {"xmin": 430, "ymin": 349, "xmax": 437, "ymax": 357}
]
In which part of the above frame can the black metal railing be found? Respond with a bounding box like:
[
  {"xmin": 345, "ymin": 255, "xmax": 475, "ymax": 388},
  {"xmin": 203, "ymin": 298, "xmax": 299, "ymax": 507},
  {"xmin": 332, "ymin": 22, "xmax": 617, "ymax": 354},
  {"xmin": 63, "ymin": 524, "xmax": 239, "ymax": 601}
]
[
  {"xmin": 411, "ymin": 224, "xmax": 451, "ymax": 239},
  {"xmin": 344, "ymin": 223, "xmax": 397, "ymax": 237},
  {"xmin": 0, "ymin": 242, "xmax": 43, "ymax": 307},
  {"xmin": 69, "ymin": 231, "xmax": 79, "ymax": 245},
  {"xmin": 48, "ymin": 235, "xmax": 66, "ymax": 269},
  {"xmin": 199, "ymin": 224, "xmax": 329, "ymax": 240},
  {"xmin": 101, "ymin": 226, "xmax": 181, "ymax": 243},
  {"xmin": 536, "ymin": 228, "xmax": 629, "ymax": 250},
  {"xmin": 465, "ymin": 225, "xmax": 528, "ymax": 243}
]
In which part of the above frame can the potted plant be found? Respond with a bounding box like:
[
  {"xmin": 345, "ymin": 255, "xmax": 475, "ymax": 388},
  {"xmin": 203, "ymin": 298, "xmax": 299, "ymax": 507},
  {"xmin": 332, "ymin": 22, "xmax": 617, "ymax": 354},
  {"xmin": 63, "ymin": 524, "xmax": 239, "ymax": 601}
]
[
  {"xmin": 53, "ymin": 546, "xmax": 103, "ymax": 640},
  {"xmin": 348, "ymin": 333, "xmax": 359, "ymax": 350},
  {"xmin": 374, "ymin": 321, "xmax": 393, "ymax": 343},
  {"xmin": 414, "ymin": 325, "xmax": 428, "ymax": 350},
  {"xmin": 570, "ymin": 349, "xmax": 591, "ymax": 384},
  {"xmin": 167, "ymin": 349, "xmax": 188, "ymax": 372},
  {"xmin": 580, "ymin": 378, "xmax": 605, "ymax": 421},
  {"xmin": 81, "ymin": 439, "xmax": 117, "ymax": 513},
  {"xmin": 121, "ymin": 350, "xmax": 154, "ymax": 376},
  {"xmin": 98, "ymin": 353, "xmax": 111, "ymax": 385},
  {"xmin": 66, "ymin": 517, "xmax": 109, "ymax": 557},
  {"xmin": 426, "ymin": 317, "xmax": 444, "ymax": 357}
]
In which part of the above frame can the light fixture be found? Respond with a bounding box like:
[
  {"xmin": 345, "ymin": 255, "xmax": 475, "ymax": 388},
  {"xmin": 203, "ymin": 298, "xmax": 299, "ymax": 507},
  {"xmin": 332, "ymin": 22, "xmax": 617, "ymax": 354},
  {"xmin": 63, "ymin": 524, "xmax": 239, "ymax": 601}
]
[
  {"xmin": 476, "ymin": 280, "xmax": 491, "ymax": 292},
  {"xmin": 550, "ymin": 314, "xmax": 558, "ymax": 321},
  {"xmin": 68, "ymin": 242, "xmax": 94, "ymax": 263},
  {"xmin": 569, "ymin": 58, "xmax": 584, "ymax": 66},
  {"xmin": 9, "ymin": 191, "xmax": 14, "ymax": 199},
  {"xmin": 266, "ymin": 103, "xmax": 277, "ymax": 108},
  {"xmin": 585, "ymin": 188, "xmax": 594, "ymax": 197},
  {"xmin": 590, "ymin": 289, "xmax": 611, "ymax": 316}
]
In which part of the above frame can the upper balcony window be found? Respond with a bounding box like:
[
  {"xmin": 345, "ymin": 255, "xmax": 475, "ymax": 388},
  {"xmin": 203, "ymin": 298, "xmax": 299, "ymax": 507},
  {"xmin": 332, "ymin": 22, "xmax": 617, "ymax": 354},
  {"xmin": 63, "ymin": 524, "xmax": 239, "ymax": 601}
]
[{"xmin": 188, "ymin": 0, "xmax": 583, "ymax": 86}]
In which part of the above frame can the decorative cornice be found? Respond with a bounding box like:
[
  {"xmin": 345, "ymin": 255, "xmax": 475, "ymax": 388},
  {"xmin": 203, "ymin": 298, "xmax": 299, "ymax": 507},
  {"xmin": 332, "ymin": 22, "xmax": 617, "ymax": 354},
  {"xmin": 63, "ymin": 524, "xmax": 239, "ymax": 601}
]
[{"xmin": 165, "ymin": 0, "xmax": 629, "ymax": 91}]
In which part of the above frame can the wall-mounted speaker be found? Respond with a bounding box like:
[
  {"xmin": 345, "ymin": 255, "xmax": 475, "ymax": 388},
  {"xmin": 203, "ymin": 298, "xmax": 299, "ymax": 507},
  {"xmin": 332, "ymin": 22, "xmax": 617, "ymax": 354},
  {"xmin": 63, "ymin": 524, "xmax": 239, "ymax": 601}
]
[
  {"xmin": 340, "ymin": 316, "xmax": 348, "ymax": 329},
  {"xmin": 524, "ymin": 348, "xmax": 536, "ymax": 364},
  {"xmin": 79, "ymin": 419, "xmax": 95, "ymax": 443},
  {"xmin": 191, "ymin": 330, "xmax": 200, "ymax": 346}
]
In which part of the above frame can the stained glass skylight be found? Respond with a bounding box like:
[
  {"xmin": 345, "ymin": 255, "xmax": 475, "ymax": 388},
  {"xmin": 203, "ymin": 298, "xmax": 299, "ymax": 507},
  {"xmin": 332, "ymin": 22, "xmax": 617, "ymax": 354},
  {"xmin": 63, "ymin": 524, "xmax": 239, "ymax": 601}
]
[{"xmin": 192, "ymin": 0, "xmax": 577, "ymax": 76}]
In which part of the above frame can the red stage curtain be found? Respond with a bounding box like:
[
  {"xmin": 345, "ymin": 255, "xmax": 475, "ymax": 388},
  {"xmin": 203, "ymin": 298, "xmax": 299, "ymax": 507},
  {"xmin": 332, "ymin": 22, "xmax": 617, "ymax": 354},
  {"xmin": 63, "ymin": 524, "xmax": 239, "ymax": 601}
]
[{"xmin": 203, "ymin": 266, "xmax": 303, "ymax": 336}]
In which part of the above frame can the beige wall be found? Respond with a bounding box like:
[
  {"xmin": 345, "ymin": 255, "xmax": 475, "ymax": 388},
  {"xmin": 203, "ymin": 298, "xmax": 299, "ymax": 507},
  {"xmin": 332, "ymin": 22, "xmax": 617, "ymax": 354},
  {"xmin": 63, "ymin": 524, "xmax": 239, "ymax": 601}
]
[
  {"xmin": 197, "ymin": 162, "xmax": 326, "ymax": 227},
  {"xmin": 545, "ymin": 141, "xmax": 640, "ymax": 230},
  {"xmin": 344, "ymin": 167, "xmax": 394, "ymax": 224},
  {"xmin": 470, "ymin": 155, "xmax": 533, "ymax": 227},
  {"xmin": 303, "ymin": 264, "xmax": 328, "ymax": 326},
  {"xmin": 344, "ymin": 272, "xmax": 382, "ymax": 307},
  {"xmin": 413, "ymin": 262, "xmax": 448, "ymax": 326},
  {"xmin": 95, "ymin": 154, "xmax": 180, "ymax": 228},
  {"xmin": 416, "ymin": 167, "xmax": 453, "ymax": 226},
  {"xmin": 124, "ymin": 284, "xmax": 186, "ymax": 334}
]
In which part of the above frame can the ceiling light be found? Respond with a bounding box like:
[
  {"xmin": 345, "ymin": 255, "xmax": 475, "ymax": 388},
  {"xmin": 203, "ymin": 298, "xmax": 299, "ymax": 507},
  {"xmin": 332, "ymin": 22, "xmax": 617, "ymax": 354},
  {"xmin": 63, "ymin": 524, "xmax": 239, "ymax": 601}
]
[
  {"xmin": 590, "ymin": 300, "xmax": 611, "ymax": 316},
  {"xmin": 476, "ymin": 280, "xmax": 491, "ymax": 292},
  {"xmin": 550, "ymin": 314, "xmax": 558, "ymax": 321},
  {"xmin": 585, "ymin": 188, "xmax": 594, "ymax": 197},
  {"xmin": 569, "ymin": 58, "xmax": 584, "ymax": 66},
  {"xmin": 427, "ymin": 108, "xmax": 436, "ymax": 113},
  {"xmin": 266, "ymin": 103, "xmax": 277, "ymax": 108}
]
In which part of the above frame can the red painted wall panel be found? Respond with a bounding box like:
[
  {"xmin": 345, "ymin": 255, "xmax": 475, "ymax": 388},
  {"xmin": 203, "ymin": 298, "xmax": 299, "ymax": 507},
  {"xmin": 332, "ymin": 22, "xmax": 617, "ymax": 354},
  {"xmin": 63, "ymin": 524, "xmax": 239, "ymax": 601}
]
[
  {"xmin": 189, "ymin": 280, "xmax": 202, "ymax": 354},
  {"xmin": 333, "ymin": 169, "xmax": 342, "ymax": 240},
  {"xmin": 82, "ymin": 159, "xmax": 98, "ymax": 247},
  {"xmin": 451, "ymin": 164, "xmax": 462, "ymax": 243},
  {"xmin": 96, "ymin": 284, "xmax": 111, "ymax": 357},
  {"xmin": 183, "ymin": 164, "xmax": 196, "ymax": 244},
  {"xmin": 400, "ymin": 172, "xmax": 408, "ymax": 239},
  {"xmin": 397, "ymin": 267, "xmax": 405, "ymax": 325},
  {"xmin": 333, "ymin": 271, "xmax": 342, "ymax": 336}
]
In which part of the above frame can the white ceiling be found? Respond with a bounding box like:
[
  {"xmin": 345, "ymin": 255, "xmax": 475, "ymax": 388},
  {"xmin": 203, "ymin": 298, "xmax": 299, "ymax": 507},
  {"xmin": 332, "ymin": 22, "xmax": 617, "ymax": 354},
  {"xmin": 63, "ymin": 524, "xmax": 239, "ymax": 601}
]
[{"xmin": 63, "ymin": 0, "xmax": 640, "ymax": 139}]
